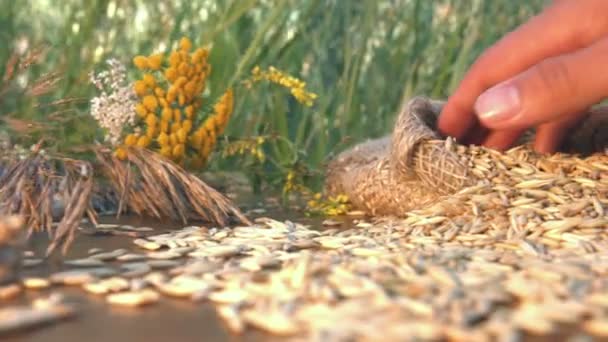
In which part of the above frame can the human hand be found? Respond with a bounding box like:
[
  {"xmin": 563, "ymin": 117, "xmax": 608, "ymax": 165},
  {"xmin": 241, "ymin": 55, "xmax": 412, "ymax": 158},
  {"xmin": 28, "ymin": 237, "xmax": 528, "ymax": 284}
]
[{"xmin": 437, "ymin": 0, "xmax": 608, "ymax": 153}]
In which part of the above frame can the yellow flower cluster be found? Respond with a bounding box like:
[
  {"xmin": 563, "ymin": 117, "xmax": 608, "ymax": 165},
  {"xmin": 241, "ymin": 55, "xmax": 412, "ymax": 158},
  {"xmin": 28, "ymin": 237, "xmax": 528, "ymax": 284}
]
[
  {"xmin": 188, "ymin": 89, "xmax": 234, "ymax": 168},
  {"xmin": 222, "ymin": 136, "xmax": 266, "ymax": 163},
  {"xmin": 114, "ymin": 37, "xmax": 234, "ymax": 168},
  {"xmin": 282, "ymin": 170, "xmax": 308, "ymax": 195},
  {"xmin": 307, "ymin": 193, "xmax": 351, "ymax": 216},
  {"xmin": 249, "ymin": 66, "xmax": 317, "ymax": 107}
]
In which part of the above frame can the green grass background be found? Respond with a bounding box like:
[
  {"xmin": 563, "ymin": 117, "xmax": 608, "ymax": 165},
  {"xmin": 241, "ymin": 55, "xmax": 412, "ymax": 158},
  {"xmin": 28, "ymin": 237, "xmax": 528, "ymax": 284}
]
[{"xmin": 0, "ymin": 0, "xmax": 546, "ymax": 192}]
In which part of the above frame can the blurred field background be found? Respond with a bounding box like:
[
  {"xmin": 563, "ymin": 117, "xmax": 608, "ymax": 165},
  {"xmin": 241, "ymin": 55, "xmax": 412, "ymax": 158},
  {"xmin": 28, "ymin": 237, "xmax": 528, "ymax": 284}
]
[{"xmin": 0, "ymin": 0, "xmax": 546, "ymax": 193}]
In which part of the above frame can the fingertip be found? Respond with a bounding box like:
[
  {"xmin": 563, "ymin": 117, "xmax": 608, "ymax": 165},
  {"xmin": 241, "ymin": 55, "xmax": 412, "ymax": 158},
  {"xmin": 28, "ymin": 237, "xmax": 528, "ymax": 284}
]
[
  {"xmin": 532, "ymin": 125, "xmax": 560, "ymax": 154},
  {"xmin": 437, "ymin": 99, "xmax": 476, "ymax": 141},
  {"xmin": 533, "ymin": 113, "xmax": 586, "ymax": 154},
  {"xmin": 436, "ymin": 110, "xmax": 454, "ymax": 136},
  {"xmin": 481, "ymin": 129, "xmax": 524, "ymax": 151}
]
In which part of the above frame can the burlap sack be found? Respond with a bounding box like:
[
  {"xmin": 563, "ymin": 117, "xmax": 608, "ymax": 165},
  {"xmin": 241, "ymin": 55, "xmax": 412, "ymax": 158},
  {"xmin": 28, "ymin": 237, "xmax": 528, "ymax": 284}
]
[{"xmin": 324, "ymin": 97, "xmax": 608, "ymax": 216}]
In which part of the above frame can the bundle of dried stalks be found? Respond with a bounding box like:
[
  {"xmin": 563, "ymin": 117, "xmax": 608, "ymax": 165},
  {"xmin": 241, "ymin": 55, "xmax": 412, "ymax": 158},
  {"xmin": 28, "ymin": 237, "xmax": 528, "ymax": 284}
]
[
  {"xmin": 325, "ymin": 96, "xmax": 608, "ymax": 216},
  {"xmin": 94, "ymin": 146, "xmax": 250, "ymax": 227},
  {"xmin": 0, "ymin": 151, "xmax": 95, "ymax": 255}
]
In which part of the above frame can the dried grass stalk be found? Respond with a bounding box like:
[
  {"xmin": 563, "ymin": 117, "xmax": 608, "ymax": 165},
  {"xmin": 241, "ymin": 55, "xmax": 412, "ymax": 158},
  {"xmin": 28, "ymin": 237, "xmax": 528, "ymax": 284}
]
[
  {"xmin": 325, "ymin": 96, "xmax": 608, "ymax": 216},
  {"xmin": 94, "ymin": 146, "xmax": 250, "ymax": 227},
  {"xmin": 0, "ymin": 153, "xmax": 96, "ymax": 255},
  {"xmin": 45, "ymin": 161, "xmax": 95, "ymax": 256},
  {"xmin": 0, "ymin": 44, "xmax": 51, "ymax": 102}
]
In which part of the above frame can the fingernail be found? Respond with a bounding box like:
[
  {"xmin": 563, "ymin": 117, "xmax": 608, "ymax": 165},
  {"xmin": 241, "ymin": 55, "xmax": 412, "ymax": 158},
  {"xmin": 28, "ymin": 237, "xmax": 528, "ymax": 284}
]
[{"xmin": 475, "ymin": 82, "xmax": 521, "ymax": 125}]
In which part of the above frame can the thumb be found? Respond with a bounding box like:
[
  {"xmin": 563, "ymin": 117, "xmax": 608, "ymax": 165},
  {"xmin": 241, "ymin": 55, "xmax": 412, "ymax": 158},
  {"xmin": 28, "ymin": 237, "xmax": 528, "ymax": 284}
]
[{"xmin": 473, "ymin": 36, "xmax": 608, "ymax": 130}]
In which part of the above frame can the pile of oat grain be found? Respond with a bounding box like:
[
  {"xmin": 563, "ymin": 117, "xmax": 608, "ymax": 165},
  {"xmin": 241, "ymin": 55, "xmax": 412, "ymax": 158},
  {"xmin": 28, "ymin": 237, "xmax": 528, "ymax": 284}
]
[{"xmin": 4, "ymin": 143, "xmax": 608, "ymax": 341}]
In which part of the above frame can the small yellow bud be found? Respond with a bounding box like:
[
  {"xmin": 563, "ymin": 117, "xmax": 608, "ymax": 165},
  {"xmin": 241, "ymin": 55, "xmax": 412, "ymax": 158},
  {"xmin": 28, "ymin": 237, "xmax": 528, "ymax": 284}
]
[
  {"xmin": 184, "ymin": 105, "xmax": 194, "ymax": 118},
  {"xmin": 178, "ymin": 62, "xmax": 189, "ymax": 76},
  {"xmin": 171, "ymin": 121, "xmax": 182, "ymax": 133},
  {"xmin": 176, "ymin": 128, "xmax": 187, "ymax": 143},
  {"xmin": 137, "ymin": 136, "xmax": 151, "ymax": 148},
  {"xmin": 182, "ymin": 119, "xmax": 192, "ymax": 133},
  {"xmin": 203, "ymin": 116, "xmax": 216, "ymax": 132},
  {"xmin": 164, "ymin": 67, "xmax": 178, "ymax": 82},
  {"xmin": 133, "ymin": 81, "xmax": 148, "ymax": 97},
  {"xmin": 190, "ymin": 133, "xmax": 202, "ymax": 149},
  {"xmin": 159, "ymin": 108, "xmax": 170, "ymax": 122},
  {"xmin": 160, "ymin": 146, "xmax": 172, "ymax": 158},
  {"xmin": 115, "ymin": 147, "xmax": 128, "ymax": 160},
  {"xmin": 146, "ymin": 124, "xmax": 156, "ymax": 138},
  {"xmin": 172, "ymin": 143, "xmax": 185, "ymax": 158},
  {"xmin": 125, "ymin": 134, "xmax": 138, "ymax": 146},
  {"xmin": 252, "ymin": 66, "xmax": 261, "ymax": 76},
  {"xmin": 173, "ymin": 109, "xmax": 182, "ymax": 122},
  {"xmin": 169, "ymin": 133, "xmax": 178, "ymax": 146},
  {"xmin": 256, "ymin": 149, "xmax": 266, "ymax": 162},
  {"xmin": 160, "ymin": 119, "xmax": 170, "ymax": 133},
  {"xmin": 157, "ymin": 132, "xmax": 169, "ymax": 146},
  {"xmin": 207, "ymin": 129, "xmax": 216, "ymax": 143},
  {"xmin": 201, "ymin": 143, "xmax": 212, "ymax": 160},
  {"xmin": 148, "ymin": 53, "xmax": 163, "ymax": 70},
  {"xmin": 145, "ymin": 114, "xmax": 157, "ymax": 127},
  {"xmin": 166, "ymin": 90, "xmax": 177, "ymax": 104},
  {"xmin": 154, "ymin": 87, "xmax": 165, "ymax": 98},
  {"xmin": 135, "ymin": 104, "xmax": 147, "ymax": 118},
  {"xmin": 191, "ymin": 48, "xmax": 206, "ymax": 63},
  {"xmin": 174, "ymin": 76, "xmax": 187, "ymax": 88},
  {"xmin": 143, "ymin": 95, "xmax": 158, "ymax": 111},
  {"xmin": 184, "ymin": 81, "xmax": 196, "ymax": 96},
  {"xmin": 133, "ymin": 56, "xmax": 149, "ymax": 70},
  {"xmin": 169, "ymin": 51, "xmax": 181, "ymax": 67},
  {"xmin": 179, "ymin": 37, "xmax": 192, "ymax": 51},
  {"xmin": 142, "ymin": 74, "xmax": 156, "ymax": 87},
  {"xmin": 195, "ymin": 81, "xmax": 205, "ymax": 95}
]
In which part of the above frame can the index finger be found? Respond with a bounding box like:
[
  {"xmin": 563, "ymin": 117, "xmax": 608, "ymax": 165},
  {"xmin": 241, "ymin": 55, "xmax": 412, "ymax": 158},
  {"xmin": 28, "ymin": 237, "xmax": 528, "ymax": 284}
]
[{"xmin": 437, "ymin": 0, "xmax": 608, "ymax": 141}]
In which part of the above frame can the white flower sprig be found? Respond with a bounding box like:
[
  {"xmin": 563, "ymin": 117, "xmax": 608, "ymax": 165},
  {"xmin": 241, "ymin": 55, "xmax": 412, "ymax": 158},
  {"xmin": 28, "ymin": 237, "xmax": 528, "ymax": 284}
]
[{"xmin": 89, "ymin": 58, "xmax": 137, "ymax": 147}]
